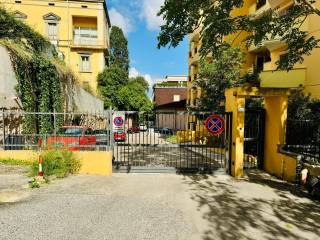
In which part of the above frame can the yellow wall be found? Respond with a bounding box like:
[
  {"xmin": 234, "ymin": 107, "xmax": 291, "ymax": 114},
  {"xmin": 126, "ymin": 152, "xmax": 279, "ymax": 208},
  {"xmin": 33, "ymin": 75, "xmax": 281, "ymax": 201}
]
[
  {"xmin": 264, "ymin": 96, "xmax": 297, "ymax": 181},
  {"xmin": 76, "ymin": 151, "xmax": 112, "ymax": 176},
  {"xmin": 0, "ymin": 150, "xmax": 38, "ymax": 161},
  {"xmin": 1, "ymin": 0, "xmax": 109, "ymax": 93},
  {"xmin": 0, "ymin": 150, "xmax": 113, "ymax": 176}
]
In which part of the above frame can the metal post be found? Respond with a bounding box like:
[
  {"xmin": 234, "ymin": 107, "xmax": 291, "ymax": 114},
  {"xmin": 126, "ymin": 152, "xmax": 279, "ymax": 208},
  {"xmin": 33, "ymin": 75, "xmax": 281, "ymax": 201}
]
[{"xmin": 2, "ymin": 109, "xmax": 5, "ymax": 150}]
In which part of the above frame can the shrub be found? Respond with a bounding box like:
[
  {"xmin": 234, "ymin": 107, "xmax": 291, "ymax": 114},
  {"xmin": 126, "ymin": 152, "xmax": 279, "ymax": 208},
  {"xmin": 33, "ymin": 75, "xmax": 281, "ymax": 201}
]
[{"xmin": 30, "ymin": 150, "xmax": 81, "ymax": 178}]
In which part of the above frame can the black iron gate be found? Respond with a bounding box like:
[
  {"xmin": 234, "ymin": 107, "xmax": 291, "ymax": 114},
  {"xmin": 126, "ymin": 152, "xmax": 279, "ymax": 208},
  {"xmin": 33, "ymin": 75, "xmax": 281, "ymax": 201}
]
[
  {"xmin": 244, "ymin": 109, "xmax": 266, "ymax": 169},
  {"xmin": 113, "ymin": 111, "xmax": 232, "ymax": 173}
]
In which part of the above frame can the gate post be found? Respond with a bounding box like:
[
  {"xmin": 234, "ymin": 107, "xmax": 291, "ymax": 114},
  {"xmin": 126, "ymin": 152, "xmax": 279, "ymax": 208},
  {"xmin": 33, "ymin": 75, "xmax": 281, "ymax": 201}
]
[
  {"xmin": 264, "ymin": 96, "xmax": 288, "ymax": 177},
  {"xmin": 225, "ymin": 89, "xmax": 246, "ymax": 177}
]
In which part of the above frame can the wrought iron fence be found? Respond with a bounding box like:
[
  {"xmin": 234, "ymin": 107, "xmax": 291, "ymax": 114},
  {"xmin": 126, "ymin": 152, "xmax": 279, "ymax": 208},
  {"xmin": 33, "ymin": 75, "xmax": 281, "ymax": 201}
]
[
  {"xmin": 0, "ymin": 110, "xmax": 113, "ymax": 151},
  {"xmin": 285, "ymin": 119, "xmax": 320, "ymax": 164}
]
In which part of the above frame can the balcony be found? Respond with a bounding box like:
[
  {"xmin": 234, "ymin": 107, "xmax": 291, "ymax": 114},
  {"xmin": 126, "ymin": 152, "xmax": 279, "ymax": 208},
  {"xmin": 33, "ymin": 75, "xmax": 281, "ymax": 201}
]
[{"xmin": 260, "ymin": 68, "xmax": 306, "ymax": 88}]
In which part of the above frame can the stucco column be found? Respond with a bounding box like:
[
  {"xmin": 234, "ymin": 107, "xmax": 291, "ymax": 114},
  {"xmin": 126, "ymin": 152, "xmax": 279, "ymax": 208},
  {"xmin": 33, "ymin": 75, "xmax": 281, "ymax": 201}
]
[
  {"xmin": 225, "ymin": 89, "xmax": 246, "ymax": 177},
  {"xmin": 264, "ymin": 96, "xmax": 288, "ymax": 177}
]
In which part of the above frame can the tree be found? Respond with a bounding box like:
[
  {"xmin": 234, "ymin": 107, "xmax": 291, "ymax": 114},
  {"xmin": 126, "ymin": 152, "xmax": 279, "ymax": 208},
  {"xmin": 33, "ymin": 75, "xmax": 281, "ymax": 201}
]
[
  {"xmin": 97, "ymin": 65, "xmax": 128, "ymax": 108},
  {"xmin": 288, "ymin": 90, "xmax": 320, "ymax": 120},
  {"xmin": 193, "ymin": 47, "xmax": 244, "ymax": 112},
  {"xmin": 158, "ymin": 0, "xmax": 320, "ymax": 70},
  {"xmin": 109, "ymin": 26, "xmax": 129, "ymax": 74},
  {"xmin": 116, "ymin": 81, "xmax": 153, "ymax": 112},
  {"xmin": 129, "ymin": 76, "xmax": 149, "ymax": 91}
]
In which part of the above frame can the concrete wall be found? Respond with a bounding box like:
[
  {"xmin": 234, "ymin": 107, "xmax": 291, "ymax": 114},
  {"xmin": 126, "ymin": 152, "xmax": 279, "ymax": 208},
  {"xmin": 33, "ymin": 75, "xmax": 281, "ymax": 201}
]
[
  {"xmin": 73, "ymin": 85, "xmax": 104, "ymax": 112},
  {"xmin": 0, "ymin": 46, "xmax": 103, "ymax": 112},
  {"xmin": 0, "ymin": 46, "xmax": 20, "ymax": 109},
  {"xmin": 0, "ymin": 150, "xmax": 113, "ymax": 176}
]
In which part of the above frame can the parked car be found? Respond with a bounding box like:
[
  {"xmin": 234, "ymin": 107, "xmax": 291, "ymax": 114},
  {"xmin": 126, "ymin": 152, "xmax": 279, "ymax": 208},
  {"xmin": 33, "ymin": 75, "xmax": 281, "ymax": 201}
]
[
  {"xmin": 127, "ymin": 126, "xmax": 140, "ymax": 134},
  {"xmin": 159, "ymin": 128, "xmax": 174, "ymax": 135},
  {"xmin": 139, "ymin": 124, "xmax": 148, "ymax": 132},
  {"xmin": 94, "ymin": 129, "xmax": 110, "ymax": 145},
  {"xmin": 47, "ymin": 126, "xmax": 96, "ymax": 151},
  {"xmin": 114, "ymin": 131, "xmax": 126, "ymax": 142}
]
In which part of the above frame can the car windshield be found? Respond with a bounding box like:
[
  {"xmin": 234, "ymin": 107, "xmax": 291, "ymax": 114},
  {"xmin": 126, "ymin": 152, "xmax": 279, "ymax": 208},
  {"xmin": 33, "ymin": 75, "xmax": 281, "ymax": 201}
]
[
  {"xmin": 57, "ymin": 128, "xmax": 83, "ymax": 136},
  {"xmin": 94, "ymin": 130, "xmax": 109, "ymax": 135}
]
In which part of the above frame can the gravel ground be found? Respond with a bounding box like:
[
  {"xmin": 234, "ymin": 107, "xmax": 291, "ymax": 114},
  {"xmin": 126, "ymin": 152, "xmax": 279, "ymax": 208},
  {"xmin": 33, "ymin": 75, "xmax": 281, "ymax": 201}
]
[{"xmin": 0, "ymin": 171, "xmax": 319, "ymax": 240}]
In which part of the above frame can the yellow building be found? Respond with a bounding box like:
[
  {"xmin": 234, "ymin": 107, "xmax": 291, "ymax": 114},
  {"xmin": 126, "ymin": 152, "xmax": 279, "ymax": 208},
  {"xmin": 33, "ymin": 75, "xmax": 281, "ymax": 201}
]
[
  {"xmin": 187, "ymin": 0, "xmax": 320, "ymax": 104},
  {"xmin": 1, "ymin": 0, "xmax": 111, "ymax": 94}
]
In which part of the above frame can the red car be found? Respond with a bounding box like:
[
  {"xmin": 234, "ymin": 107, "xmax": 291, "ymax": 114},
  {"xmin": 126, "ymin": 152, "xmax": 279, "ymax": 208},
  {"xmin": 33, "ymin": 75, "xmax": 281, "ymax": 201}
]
[
  {"xmin": 114, "ymin": 131, "xmax": 126, "ymax": 142},
  {"xmin": 47, "ymin": 126, "xmax": 96, "ymax": 151},
  {"xmin": 127, "ymin": 126, "xmax": 140, "ymax": 134}
]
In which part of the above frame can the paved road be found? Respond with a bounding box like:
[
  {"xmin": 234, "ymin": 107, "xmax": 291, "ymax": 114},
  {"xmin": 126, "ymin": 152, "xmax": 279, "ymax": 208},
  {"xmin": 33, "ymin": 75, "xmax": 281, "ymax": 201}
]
[{"xmin": 1, "ymin": 171, "xmax": 320, "ymax": 240}]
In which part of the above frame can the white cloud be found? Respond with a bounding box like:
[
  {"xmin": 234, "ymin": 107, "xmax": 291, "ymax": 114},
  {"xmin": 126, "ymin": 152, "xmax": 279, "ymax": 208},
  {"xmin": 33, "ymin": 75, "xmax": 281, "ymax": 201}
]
[
  {"xmin": 140, "ymin": 0, "xmax": 164, "ymax": 31},
  {"xmin": 129, "ymin": 67, "xmax": 140, "ymax": 78},
  {"xmin": 109, "ymin": 8, "xmax": 133, "ymax": 34}
]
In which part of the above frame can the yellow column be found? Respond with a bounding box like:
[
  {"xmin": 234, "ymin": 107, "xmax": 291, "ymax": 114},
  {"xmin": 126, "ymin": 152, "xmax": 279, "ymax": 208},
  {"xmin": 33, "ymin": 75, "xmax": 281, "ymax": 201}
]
[
  {"xmin": 225, "ymin": 89, "xmax": 246, "ymax": 177},
  {"xmin": 264, "ymin": 96, "xmax": 288, "ymax": 177}
]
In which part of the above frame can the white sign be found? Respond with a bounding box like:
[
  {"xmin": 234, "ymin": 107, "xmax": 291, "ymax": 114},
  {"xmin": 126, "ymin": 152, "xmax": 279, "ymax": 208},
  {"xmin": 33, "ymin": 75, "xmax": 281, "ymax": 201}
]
[{"xmin": 113, "ymin": 111, "xmax": 125, "ymax": 132}]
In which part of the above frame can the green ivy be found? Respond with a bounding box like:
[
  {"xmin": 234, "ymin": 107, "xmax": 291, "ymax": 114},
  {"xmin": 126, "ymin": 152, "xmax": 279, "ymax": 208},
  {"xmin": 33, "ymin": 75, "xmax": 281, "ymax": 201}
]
[
  {"xmin": 0, "ymin": 8, "xmax": 63, "ymax": 134},
  {"xmin": 13, "ymin": 55, "xmax": 63, "ymax": 134}
]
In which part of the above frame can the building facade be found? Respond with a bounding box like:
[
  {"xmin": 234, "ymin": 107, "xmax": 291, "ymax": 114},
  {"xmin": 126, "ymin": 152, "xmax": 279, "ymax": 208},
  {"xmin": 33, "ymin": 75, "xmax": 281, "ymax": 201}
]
[
  {"xmin": 1, "ymin": 0, "xmax": 111, "ymax": 94},
  {"xmin": 187, "ymin": 0, "xmax": 320, "ymax": 106},
  {"xmin": 153, "ymin": 76, "xmax": 188, "ymax": 130}
]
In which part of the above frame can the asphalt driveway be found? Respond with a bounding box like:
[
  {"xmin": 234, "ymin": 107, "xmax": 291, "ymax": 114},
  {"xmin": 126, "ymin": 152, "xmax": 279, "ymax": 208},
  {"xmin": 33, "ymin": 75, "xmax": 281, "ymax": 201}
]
[{"xmin": 0, "ymin": 171, "xmax": 319, "ymax": 240}]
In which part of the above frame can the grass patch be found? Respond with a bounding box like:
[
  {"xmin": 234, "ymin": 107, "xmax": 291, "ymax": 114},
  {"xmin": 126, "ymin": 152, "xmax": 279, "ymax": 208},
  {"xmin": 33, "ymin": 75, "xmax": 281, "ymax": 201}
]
[
  {"xmin": 166, "ymin": 135, "xmax": 178, "ymax": 144},
  {"xmin": 29, "ymin": 150, "xmax": 81, "ymax": 178},
  {"xmin": 0, "ymin": 158, "xmax": 34, "ymax": 166}
]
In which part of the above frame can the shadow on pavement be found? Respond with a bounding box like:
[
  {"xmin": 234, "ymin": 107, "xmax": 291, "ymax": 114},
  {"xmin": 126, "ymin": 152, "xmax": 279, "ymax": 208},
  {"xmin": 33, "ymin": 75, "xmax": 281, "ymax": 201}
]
[{"xmin": 183, "ymin": 172, "xmax": 320, "ymax": 240}]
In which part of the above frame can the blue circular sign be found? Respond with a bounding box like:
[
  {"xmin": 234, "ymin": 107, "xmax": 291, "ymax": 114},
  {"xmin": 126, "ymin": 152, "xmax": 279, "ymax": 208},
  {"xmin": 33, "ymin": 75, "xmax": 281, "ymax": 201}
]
[
  {"xmin": 205, "ymin": 115, "xmax": 225, "ymax": 135},
  {"xmin": 114, "ymin": 116, "xmax": 124, "ymax": 127}
]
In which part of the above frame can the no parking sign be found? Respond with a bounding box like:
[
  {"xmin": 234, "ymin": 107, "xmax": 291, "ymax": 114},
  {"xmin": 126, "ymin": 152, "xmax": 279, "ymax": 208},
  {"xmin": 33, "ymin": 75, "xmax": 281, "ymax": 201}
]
[
  {"xmin": 204, "ymin": 115, "xmax": 225, "ymax": 135},
  {"xmin": 113, "ymin": 112, "xmax": 125, "ymax": 132}
]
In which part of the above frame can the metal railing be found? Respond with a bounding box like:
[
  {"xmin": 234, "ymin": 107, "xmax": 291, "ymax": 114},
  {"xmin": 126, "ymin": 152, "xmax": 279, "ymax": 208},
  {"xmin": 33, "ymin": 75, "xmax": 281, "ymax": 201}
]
[
  {"xmin": 285, "ymin": 119, "xmax": 320, "ymax": 164},
  {"xmin": 0, "ymin": 110, "xmax": 113, "ymax": 152}
]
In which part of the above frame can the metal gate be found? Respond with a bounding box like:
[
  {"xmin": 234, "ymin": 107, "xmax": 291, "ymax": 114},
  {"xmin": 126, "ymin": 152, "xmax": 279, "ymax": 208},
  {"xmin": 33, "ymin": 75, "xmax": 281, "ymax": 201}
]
[
  {"xmin": 244, "ymin": 109, "xmax": 266, "ymax": 169},
  {"xmin": 113, "ymin": 111, "xmax": 232, "ymax": 173}
]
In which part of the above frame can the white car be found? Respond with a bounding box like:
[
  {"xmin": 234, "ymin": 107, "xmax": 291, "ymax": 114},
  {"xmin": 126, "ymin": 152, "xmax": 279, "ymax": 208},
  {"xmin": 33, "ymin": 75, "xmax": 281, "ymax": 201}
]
[{"xmin": 139, "ymin": 124, "xmax": 148, "ymax": 132}]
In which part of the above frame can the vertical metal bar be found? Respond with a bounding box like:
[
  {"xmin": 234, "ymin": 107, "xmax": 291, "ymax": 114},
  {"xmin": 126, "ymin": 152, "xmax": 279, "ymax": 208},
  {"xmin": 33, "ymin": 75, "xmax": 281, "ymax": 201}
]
[{"xmin": 2, "ymin": 110, "xmax": 5, "ymax": 150}]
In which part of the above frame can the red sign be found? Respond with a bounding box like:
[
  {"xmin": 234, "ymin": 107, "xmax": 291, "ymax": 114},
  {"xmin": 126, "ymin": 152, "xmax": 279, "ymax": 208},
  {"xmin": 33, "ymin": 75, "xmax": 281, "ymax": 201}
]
[{"xmin": 205, "ymin": 115, "xmax": 225, "ymax": 135}]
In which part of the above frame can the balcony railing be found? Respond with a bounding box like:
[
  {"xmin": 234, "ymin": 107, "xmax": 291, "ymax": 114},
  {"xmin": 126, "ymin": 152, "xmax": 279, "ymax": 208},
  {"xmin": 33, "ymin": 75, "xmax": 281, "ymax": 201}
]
[
  {"xmin": 74, "ymin": 36, "xmax": 97, "ymax": 46},
  {"xmin": 260, "ymin": 68, "xmax": 306, "ymax": 88}
]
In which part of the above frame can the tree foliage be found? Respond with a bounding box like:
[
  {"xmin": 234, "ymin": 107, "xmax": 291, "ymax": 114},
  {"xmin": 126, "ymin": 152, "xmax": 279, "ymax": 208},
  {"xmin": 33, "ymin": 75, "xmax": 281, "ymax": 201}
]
[
  {"xmin": 109, "ymin": 26, "xmax": 130, "ymax": 74},
  {"xmin": 129, "ymin": 76, "xmax": 149, "ymax": 91},
  {"xmin": 98, "ymin": 65, "xmax": 129, "ymax": 108},
  {"xmin": 0, "ymin": 7, "xmax": 51, "ymax": 53},
  {"xmin": 158, "ymin": 0, "xmax": 320, "ymax": 70},
  {"xmin": 98, "ymin": 67, "xmax": 152, "ymax": 112},
  {"xmin": 99, "ymin": 26, "xmax": 152, "ymax": 112},
  {"xmin": 288, "ymin": 90, "xmax": 320, "ymax": 120},
  {"xmin": 193, "ymin": 47, "xmax": 244, "ymax": 112},
  {"xmin": 115, "ymin": 80, "xmax": 153, "ymax": 112}
]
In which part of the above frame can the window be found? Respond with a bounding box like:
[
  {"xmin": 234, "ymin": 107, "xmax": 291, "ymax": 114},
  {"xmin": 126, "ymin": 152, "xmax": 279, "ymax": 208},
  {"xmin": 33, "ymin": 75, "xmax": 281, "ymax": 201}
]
[
  {"xmin": 43, "ymin": 13, "xmax": 61, "ymax": 40},
  {"xmin": 79, "ymin": 54, "xmax": 91, "ymax": 72},
  {"xmin": 256, "ymin": 0, "xmax": 266, "ymax": 10},
  {"xmin": 173, "ymin": 95, "xmax": 181, "ymax": 102},
  {"xmin": 85, "ymin": 128, "xmax": 93, "ymax": 135},
  {"xmin": 13, "ymin": 11, "xmax": 27, "ymax": 20},
  {"xmin": 47, "ymin": 22, "xmax": 58, "ymax": 40},
  {"xmin": 74, "ymin": 27, "xmax": 97, "ymax": 45}
]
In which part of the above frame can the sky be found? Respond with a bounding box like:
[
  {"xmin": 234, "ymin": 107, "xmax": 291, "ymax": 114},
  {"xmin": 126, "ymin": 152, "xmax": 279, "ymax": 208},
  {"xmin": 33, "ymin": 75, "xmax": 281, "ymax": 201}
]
[{"xmin": 107, "ymin": 0, "xmax": 188, "ymax": 92}]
